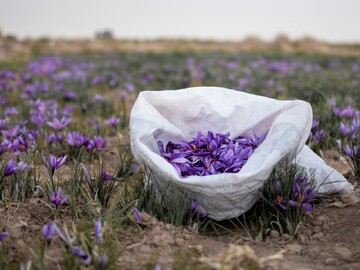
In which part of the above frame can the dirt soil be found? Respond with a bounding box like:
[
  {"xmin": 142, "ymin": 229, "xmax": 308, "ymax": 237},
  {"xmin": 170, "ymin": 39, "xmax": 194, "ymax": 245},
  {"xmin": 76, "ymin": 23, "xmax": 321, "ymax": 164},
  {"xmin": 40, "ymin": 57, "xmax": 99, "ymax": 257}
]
[{"xmin": 1, "ymin": 151, "xmax": 360, "ymax": 270}]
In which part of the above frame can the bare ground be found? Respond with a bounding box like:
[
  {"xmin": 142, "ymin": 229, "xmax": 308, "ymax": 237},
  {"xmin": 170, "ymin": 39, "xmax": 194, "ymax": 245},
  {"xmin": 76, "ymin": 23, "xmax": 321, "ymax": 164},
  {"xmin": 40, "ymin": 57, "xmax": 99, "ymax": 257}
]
[{"xmin": 1, "ymin": 151, "xmax": 360, "ymax": 269}]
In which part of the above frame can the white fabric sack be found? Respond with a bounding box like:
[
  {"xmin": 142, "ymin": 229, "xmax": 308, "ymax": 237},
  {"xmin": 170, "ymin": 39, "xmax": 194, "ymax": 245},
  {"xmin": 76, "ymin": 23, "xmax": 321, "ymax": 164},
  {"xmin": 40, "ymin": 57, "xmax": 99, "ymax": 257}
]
[{"xmin": 130, "ymin": 86, "xmax": 353, "ymax": 221}]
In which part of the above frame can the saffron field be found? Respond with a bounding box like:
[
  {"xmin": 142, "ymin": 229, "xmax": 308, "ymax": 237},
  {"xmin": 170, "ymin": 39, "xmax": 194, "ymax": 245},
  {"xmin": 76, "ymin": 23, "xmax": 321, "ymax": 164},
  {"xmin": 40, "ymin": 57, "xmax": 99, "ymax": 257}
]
[{"xmin": 0, "ymin": 51, "xmax": 360, "ymax": 269}]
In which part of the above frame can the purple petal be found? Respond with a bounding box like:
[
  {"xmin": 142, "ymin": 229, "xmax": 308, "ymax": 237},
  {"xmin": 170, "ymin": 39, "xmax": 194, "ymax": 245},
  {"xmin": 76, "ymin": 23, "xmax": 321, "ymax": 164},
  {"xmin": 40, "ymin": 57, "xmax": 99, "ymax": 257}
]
[
  {"xmin": 133, "ymin": 207, "xmax": 142, "ymax": 223},
  {"xmin": 0, "ymin": 231, "xmax": 10, "ymax": 241}
]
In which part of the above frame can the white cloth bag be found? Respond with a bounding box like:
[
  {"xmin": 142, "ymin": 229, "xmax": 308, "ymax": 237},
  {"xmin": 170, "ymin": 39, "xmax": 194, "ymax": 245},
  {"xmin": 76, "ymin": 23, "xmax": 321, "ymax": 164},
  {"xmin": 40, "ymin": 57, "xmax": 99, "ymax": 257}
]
[{"xmin": 130, "ymin": 87, "xmax": 353, "ymax": 221}]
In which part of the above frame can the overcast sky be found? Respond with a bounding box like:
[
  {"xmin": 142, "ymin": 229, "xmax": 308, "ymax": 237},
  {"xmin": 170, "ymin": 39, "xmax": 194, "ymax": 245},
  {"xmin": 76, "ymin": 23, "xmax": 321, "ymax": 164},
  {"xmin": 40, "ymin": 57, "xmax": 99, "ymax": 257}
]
[{"xmin": 1, "ymin": 0, "xmax": 359, "ymax": 43}]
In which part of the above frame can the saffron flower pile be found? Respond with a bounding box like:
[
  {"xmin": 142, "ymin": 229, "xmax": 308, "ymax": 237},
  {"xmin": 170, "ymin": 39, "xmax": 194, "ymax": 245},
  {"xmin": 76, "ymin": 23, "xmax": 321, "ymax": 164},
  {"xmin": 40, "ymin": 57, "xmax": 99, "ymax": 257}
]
[{"xmin": 157, "ymin": 131, "xmax": 266, "ymax": 177}]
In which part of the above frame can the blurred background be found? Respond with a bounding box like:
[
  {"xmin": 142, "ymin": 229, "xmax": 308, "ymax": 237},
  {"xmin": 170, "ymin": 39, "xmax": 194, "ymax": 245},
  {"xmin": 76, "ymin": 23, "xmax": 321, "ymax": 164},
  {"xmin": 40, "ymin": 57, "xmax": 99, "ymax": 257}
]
[{"xmin": 0, "ymin": 0, "xmax": 360, "ymax": 59}]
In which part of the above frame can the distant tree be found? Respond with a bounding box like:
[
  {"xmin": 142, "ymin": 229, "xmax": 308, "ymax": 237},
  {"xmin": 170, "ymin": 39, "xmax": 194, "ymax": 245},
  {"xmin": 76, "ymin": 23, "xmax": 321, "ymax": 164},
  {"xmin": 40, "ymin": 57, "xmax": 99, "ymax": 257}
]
[{"xmin": 95, "ymin": 30, "xmax": 114, "ymax": 40}]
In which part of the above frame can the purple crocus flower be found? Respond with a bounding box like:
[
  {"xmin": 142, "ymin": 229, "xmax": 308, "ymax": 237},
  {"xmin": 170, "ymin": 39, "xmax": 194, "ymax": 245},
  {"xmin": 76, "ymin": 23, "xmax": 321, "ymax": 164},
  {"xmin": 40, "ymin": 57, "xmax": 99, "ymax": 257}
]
[
  {"xmin": 83, "ymin": 137, "xmax": 95, "ymax": 152},
  {"xmin": 105, "ymin": 117, "xmax": 121, "ymax": 126},
  {"xmin": 27, "ymin": 129, "xmax": 39, "ymax": 142},
  {"xmin": 63, "ymin": 91, "xmax": 77, "ymax": 101},
  {"xmin": 4, "ymin": 159, "xmax": 17, "ymax": 176},
  {"xmin": 50, "ymin": 187, "xmax": 67, "ymax": 206},
  {"xmin": 42, "ymin": 222, "xmax": 67, "ymax": 244},
  {"xmin": 344, "ymin": 145, "xmax": 358, "ymax": 158},
  {"xmin": 4, "ymin": 107, "xmax": 19, "ymax": 116},
  {"xmin": 11, "ymin": 136, "xmax": 29, "ymax": 155},
  {"xmin": 99, "ymin": 254, "xmax": 108, "ymax": 269},
  {"xmin": 17, "ymin": 161, "xmax": 27, "ymax": 173},
  {"xmin": 92, "ymin": 94, "xmax": 106, "ymax": 102},
  {"xmin": 101, "ymin": 171, "xmax": 113, "ymax": 181},
  {"xmin": 154, "ymin": 264, "xmax": 162, "ymax": 270},
  {"xmin": 47, "ymin": 133, "xmax": 58, "ymax": 144},
  {"xmin": 39, "ymin": 81, "xmax": 49, "ymax": 93},
  {"xmin": 124, "ymin": 82, "xmax": 135, "ymax": 93},
  {"xmin": 0, "ymin": 140, "xmax": 10, "ymax": 155},
  {"xmin": 311, "ymin": 119, "xmax": 319, "ymax": 130},
  {"xmin": 289, "ymin": 176, "xmax": 318, "ymax": 212},
  {"xmin": 275, "ymin": 196, "xmax": 287, "ymax": 210},
  {"xmin": 109, "ymin": 74, "xmax": 119, "ymax": 88},
  {"xmin": 47, "ymin": 116, "xmax": 71, "ymax": 130},
  {"xmin": 0, "ymin": 119, "xmax": 8, "ymax": 130},
  {"xmin": 1, "ymin": 126, "xmax": 21, "ymax": 138},
  {"xmin": 30, "ymin": 111, "xmax": 46, "ymax": 127},
  {"xmin": 133, "ymin": 207, "xmax": 142, "ymax": 223},
  {"xmin": 199, "ymin": 212, "xmax": 208, "ymax": 221},
  {"xmin": 334, "ymin": 106, "xmax": 359, "ymax": 119},
  {"xmin": 340, "ymin": 122, "xmax": 350, "ymax": 136},
  {"xmin": 57, "ymin": 134, "xmax": 64, "ymax": 143},
  {"xmin": 341, "ymin": 106, "xmax": 359, "ymax": 118},
  {"xmin": 313, "ymin": 130, "xmax": 327, "ymax": 144},
  {"xmin": 50, "ymin": 154, "xmax": 67, "ymax": 171},
  {"xmin": 130, "ymin": 163, "xmax": 139, "ymax": 174},
  {"xmin": 276, "ymin": 85, "xmax": 284, "ymax": 94},
  {"xmin": 0, "ymin": 231, "xmax": 10, "ymax": 242},
  {"xmin": 94, "ymin": 219, "xmax": 103, "ymax": 243},
  {"xmin": 119, "ymin": 90, "xmax": 127, "ymax": 99},
  {"xmin": 72, "ymin": 246, "xmax": 92, "ymax": 265},
  {"xmin": 272, "ymin": 180, "xmax": 288, "ymax": 209},
  {"xmin": 0, "ymin": 97, "xmax": 8, "ymax": 106},
  {"xmin": 190, "ymin": 199, "xmax": 198, "ymax": 216},
  {"xmin": 93, "ymin": 136, "xmax": 107, "ymax": 151},
  {"xmin": 81, "ymin": 163, "xmax": 92, "ymax": 189},
  {"xmin": 63, "ymin": 105, "xmax": 75, "ymax": 115},
  {"xmin": 91, "ymin": 75, "xmax": 104, "ymax": 86},
  {"xmin": 66, "ymin": 131, "xmax": 85, "ymax": 147},
  {"xmin": 43, "ymin": 154, "xmax": 67, "ymax": 174},
  {"xmin": 327, "ymin": 98, "xmax": 336, "ymax": 108},
  {"xmin": 42, "ymin": 222, "xmax": 58, "ymax": 243}
]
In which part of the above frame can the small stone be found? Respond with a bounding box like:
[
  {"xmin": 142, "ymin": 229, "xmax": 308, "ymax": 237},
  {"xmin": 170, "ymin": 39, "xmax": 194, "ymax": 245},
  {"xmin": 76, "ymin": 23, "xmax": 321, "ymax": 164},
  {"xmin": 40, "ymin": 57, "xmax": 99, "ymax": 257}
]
[
  {"xmin": 286, "ymin": 244, "xmax": 302, "ymax": 254},
  {"xmin": 13, "ymin": 221, "xmax": 26, "ymax": 228},
  {"xmin": 313, "ymin": 226, "xmax": 322, "ymax": 233},
  {"xmin": 312, "ymin": 220, "xmax": 323, "ymax": 227},
  {"xmin": 152, "ymin": 232, "xmax": 174, "ymax": 247},
  {"xmin": 308, "ymin": 246, "xmax": 322, "ymax": 257},
  {"xmin": 8, "ymin": 226, "xmax": 23, "ymax": 240},
  {"xmin": 302, "ymin": 229, "xmax": 312, "ymax": 236},
  {"xmin": 269, "ymin": 230, "xmax": 280, "ymax": 238},
  {"xmin": 138, "ymin": 245, "xmax": 152, "ymax": 253},
  {"xmin": 271, "ymin": 238, "xmax": 280, "ymax": 245},
  {"xmin": 317, "ymin": 215, "xmax": 327, "ymax": 221},
  {"xmin": 298, "ymin": 234, "xmax": 309, "ymax": 245},
  {"xmin": 334, "ymin": 246, "xmax": 352, "ymax": 260},
  {"xmin": 312, "ymin": 232, "xmax": 324, "ymax": 240},
  {"xmin": 319, "ymin": 252, "xmax": 328, "ymax": 259},
  {"xmin": 141, "ymin": 212, "xmax": 159, "ymax": 225},
  {"xmin": 324, "ymin": 258, "xmax": 338, "ymax": 265},
  {"xmin": 323, "ymin": 223, "xmax": 330, "ymax": 230},
  {"xmin": 164, "ymin": 224, "xmax": 174, "ymax": 231},
  {"xmin": 184, "ymin": 233, "xmax": 192, "ymax": 240},
  {"xmin": 176, "ymin": 237, "xmax": 185, "ymax": 246},
  {"xmin": 195, "ymin": 245, "xmax": 203, "ymax": 253},
  {"xmin": 282, "ymin": 233, "xmax": 291, "ymax": 241}
]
